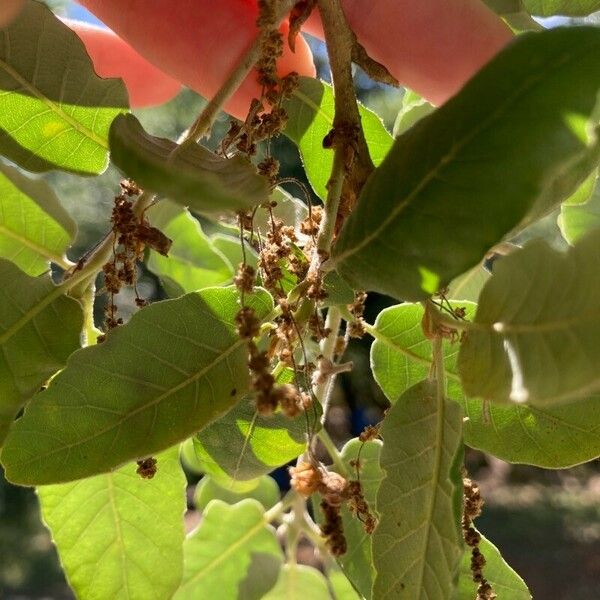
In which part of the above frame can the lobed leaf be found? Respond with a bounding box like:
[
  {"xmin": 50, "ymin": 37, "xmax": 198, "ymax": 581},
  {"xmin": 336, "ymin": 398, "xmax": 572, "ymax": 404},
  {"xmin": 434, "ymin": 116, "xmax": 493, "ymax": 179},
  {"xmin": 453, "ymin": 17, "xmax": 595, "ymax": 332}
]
[
  {"xmin": 0, "ymin": 1, "xmax": 128, "ymax": 174},
  {"xmin": 38, "ymin": 447, "xmax": 186, "ymax": 600},
  {"xmin": 459, "ymin": 232, "xmax": 600, "ymax": 406},
  {"xmin": 0, "ymin": 163, "xmax": 75, "ymax": 274},
  {"xmin": 109, "ymin": 114, "xmax": 270, "ymax": 215},
  {"xmin": 0, "ymin": 259, "xmax": 82, "ymax": 445},
  {"xmin": 331, "ymin": 27, "xmax": 600, "ymax": 301},
  {"xmin": 174, "ymin": 499, "xmax": 282, "ymax": 599},
  {"xmin": 284, "ymin": 77, "xmax": 393, "ymax": 199},
  {"xmin": 371, "ymin": 302, "xmax": 600, "ymax": 468},
  {"xmin": 372, "ymin": 380, "xmax": 464, "ymax": 599},
  {"xmin": 1, "ymin": 287, "xmax": 273, "ymax": 485},
  {"xmin": 147, "ymin": 200, "xmax": 234, "ymax": 296}
]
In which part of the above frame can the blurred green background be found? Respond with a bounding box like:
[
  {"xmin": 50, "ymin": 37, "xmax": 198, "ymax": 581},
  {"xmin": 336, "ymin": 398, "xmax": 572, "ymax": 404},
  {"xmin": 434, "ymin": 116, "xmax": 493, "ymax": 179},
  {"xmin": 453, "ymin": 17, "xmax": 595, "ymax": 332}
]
[{"xmin": 1, "ymin": 2, "xmax": 599, "ymax": 599}]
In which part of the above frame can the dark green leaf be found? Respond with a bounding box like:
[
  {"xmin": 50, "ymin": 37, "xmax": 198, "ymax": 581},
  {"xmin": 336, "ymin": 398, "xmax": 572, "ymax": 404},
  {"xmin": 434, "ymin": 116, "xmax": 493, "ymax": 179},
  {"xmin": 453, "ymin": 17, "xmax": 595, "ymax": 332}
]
[
  {"xmin": 109, "ymin": 114, "xmax": 270, "ymax": 215},
  {"xmin": 0, "ymin": 163, "xmax": 75, "ymax": 274},
  {"xmin": 331, "ymin": 27, "xmax": 600, "ymax": 301},
  {"xmin": 0, "ymin": 1, "xmax": 128, "ymax": 174},
  {"xmin": 174, "ymin": 499, "xmax": 282, "ymax": 599},
  {"xmin": 372, "ymin": 380, "xmax": 464, "ymax": 598},
  {"xmin": 524, "ymin": 0, "xmax": 600, "ymax": 16},
  {"xmin": 459, "ymin": 233, "xmax": 600, "ymax": 406},
  {"xmin": 0, "ymin": 259, "xmax": 82, "ymax": 445},
  {"xmin": 284, "ymin": 77, "xmax": 393, "ymax": 199},
  {"xmin": 147, "ymin": 200, "xmax": 233, "ymax": 295},
  {"xmin": 38, "ymin": 447, "xmax": 186, "ymax": 600},
  {"xmin": 1, "ymin": 287, "xmax": 273, "ymax": 485},
  {"xmin": 371, "ymin": 302, "xmax": 600, "ymax": 468},
  {"xmin": 453, "ymin": 530, "xmax": 531, "ymax": 599}
]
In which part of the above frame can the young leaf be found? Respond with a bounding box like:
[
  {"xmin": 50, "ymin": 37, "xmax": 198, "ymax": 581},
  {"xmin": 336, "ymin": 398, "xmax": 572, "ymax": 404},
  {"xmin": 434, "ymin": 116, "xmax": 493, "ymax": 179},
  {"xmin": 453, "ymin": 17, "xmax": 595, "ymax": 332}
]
[
  {"xmin": 459, "ymin": 232, "xmax": 600, "ymax": 406},
  {"xmin": 174, "ymin": 499, "xmax": 283, "ymax": 600},
  {"xmin": 331, "ymin": 27, "xmax": 600, "ymax": 302},
  {"xmin": 193, "ymin": 392, "xmax": 318, "ymax": 482},
  {"xmin": 328, "ymin": 570, "xmax": 362, "ymax": 600},
  {"xmin": 38, "ymin": 447, "xmax": 186, "ymax": 600},
  {"xmin": 453, "ymin": 530, "xmax": 531, "ymax": 599},
  {"xmin": 372, "ymin": 380, "xmax": 464, "ymax": 599},
  {"xmin": 559, "ymin": 175, "xmax": 600, "ymax": 244},
  {"xmin": 0, "ymin": 1, "xmax": 128, "ymax": 174},
  {"xmin": 109, "ymin": 114, "xmax": 270, "ymax": 215},
  {"xmin": 194, "ymin": 474, "xmax": 280, "ymax": 511},
  {"xmin": 0, "ymin": 259, "xmax": 82, "ymax": 445},
  {"xmin": 371, "ymin": 302, "xmax": 600, "ymax": 468},
  {"xmin": 263, "ymin": 564, "xmax": 331, "ymax": 600},
  {"xmin": 1, "ymin": 287, "xmax": 273, "ymax": 485},
  {"xmin": 0, "ymin": 163, "xmax": 75, "ymax": 274},
  {"xmin": 393, "ymin": 90, "xmax": 435, "ymax": 137},
  {"xmin": 147, "ymin": 200, "xmax": 234, "ymax": 296},
  {"xmin": 284, "ymin": 77, "xmax": 393, "ymax": 199},
  {"xmin": 336, "ymin": 438, "xmax": 383, "ymax": 600},
  {"xmin": 523, "ymin": 0, "xmax": 600, "ymax": 16}
]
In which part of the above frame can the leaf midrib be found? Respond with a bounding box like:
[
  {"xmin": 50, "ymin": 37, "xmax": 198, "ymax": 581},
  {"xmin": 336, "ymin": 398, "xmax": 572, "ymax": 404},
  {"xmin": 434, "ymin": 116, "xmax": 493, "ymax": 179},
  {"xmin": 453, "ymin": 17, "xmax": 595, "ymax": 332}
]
[
  {"xmin": 332, "ymin": 38, "xmax": 600, "ymax": 266},
  {"xmin": 0, "ymin": 222, "xmax": 69, "ymax": 267},
  {"xmin": 0, "ymin": 56, "xmax": 108, "ymax": 149}
]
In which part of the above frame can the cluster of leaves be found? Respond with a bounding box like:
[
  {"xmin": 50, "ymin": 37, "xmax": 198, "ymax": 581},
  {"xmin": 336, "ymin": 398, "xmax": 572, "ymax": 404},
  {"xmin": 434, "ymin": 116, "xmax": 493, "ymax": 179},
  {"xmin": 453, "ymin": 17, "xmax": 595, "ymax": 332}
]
[{"xmin": 1, "ymin": 1, "xmax": 600, "ymax": 599}]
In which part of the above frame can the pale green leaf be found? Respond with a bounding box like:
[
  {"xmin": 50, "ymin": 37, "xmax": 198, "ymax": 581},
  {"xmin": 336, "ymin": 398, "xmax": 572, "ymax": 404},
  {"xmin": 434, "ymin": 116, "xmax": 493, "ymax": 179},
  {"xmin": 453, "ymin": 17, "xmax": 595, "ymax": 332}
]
[
  {"xmin": 453, "ymin": 530, "xmax": 531, "ymax": 599},
  {"xmin": 331, "ymin": 27, "xmax": 600, "ymax": 301},
  {"xmin": 38, "ymin": 447, "xmax": 186, "ymax": 600},
  {"xmin": 194, "ymin": 474, "xmax": 280, "ymax": 510},
  {"xmin": 263, "ymin": 564, "xmax": 331, "ymax": 600},
  {"xmin": 175, "ymin": 499, "xmax": 283, "ymax": 600},
  {"xmin": 1, "ymin": 287, "xmax": 273, "ymax": 485},
  {"xmin": 447, "ymin": 266, "xmax": 490, "ymax": 303},
  {"xmin": 372, "ymin": 380, "xmax": 464, "ymax": 599},
  {"xmin": 328, "ymin": 570, "xmax": 362, "ymax": 600},
  {"xmin": 0, "ymin": 163, "xmax": 75, "ymax": 274},
  {"xmin": 524, "ymin": 0, "xmax": 600, "ymax": 15},
  {"xmin": 0, "ymin": 1, "xmax": 128, "ymax": 174},
  {"xmin": 193, "ymin": 391, "xmax": 317, "ymax": 482},
  {"xmin": 252, "ymin": 187, "xmax": 308, "ymax": 234},
  {"xmin": 212, "ymin": 234, "xmax": 258, "ymax": 270},
  {"xmin": 336, "ymin": 439, "xmax": 382, "ymax": 600},
  {"xmin": 147, "ymin": 200, "xmax": 233, "ymax": 295},
  {"xmin": 109, "ymin": 114, "xmax": 270, "ymax": 215},
  {"xmin": 0, "ymin": 259, "xmax": 82, "ymax": 445},
  {"xmin": 560, "ymin": 174, "xmax": 600, "ymax": 243},
  {"xmin": 371, "ymin": 302, "xmax": 600, "ymax": 468},
  {"xmin": 284, "ymin": 77, "xmax": 393, "ymax": 199},
  {"xmin": 459, "ymin": 233, "xmax": 600, "ymax": 406},
  {"xmin": 393, "ymin": 90, "xmax": 435, "ymax": 137}
]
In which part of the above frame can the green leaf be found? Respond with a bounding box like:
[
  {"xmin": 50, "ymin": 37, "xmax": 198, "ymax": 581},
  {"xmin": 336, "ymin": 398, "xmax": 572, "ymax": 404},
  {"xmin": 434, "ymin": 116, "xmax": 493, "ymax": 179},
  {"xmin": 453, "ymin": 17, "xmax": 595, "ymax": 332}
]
[
  {"xmin": 147, "ymin": 200, "xmax": 234, "ymax": 296},
  {"xmin": 263, "ymin": 564, "xmax": 331, "ymax": 600},
  {"xmin": 523, "ymin": 0, "xmax": 600, "ymax": 16},
  {"xmin": 559, "ymin": 175, "xmax": 600, "ymax": 243},
  {"xmin": 193, "ymin": 390, "xmax": 317, "ymax": 482},
  {"xmin": 459, "ymin": 233, "xmax": 600, "ymax": 406},
  {"xmin": 336, "ymin": 438, "xmax": 383, "ymax": 600},
  {"xmin": 174, "ymin": 499, "xmax": 283, "ymax": 600},
  {"xmin": 194, "ymin": 474, "xmax": 280, "ymax": 511},
  {"xmin": 284, "ymin": 77, "xmax": 393, "ymax": 199},
  {"xmin": 447, "ymin": 266, "xmax": 490, "ymax": 303},
  {"xmin": 331, "ymin": 27, "xmax": 600, "ymax": 302},
  {"xmin": 38, "ymin": 447, "xmax": 186, "ymax": 600},
  {"xmin": 212, "ymin": 234, "xmax": 259, "ymax": 270},
  {"xmin": 453, "ymin": 530, "xmax": 531, "ymax": 599},
  {"xmin": 109, "ymin": 114, "xmax": 270, "ymax": 215},
  {"xmin": 328, "ymin": 570, "xmax": 362, "ymax": 600},
  {"xmin": 393, "ymin": 90, "xmax": 435, "ymax": 137},
  {"xmin": 0, "ymin": 163, "xmax": 75, "ymax": 274},
  {"xmin": 253, "ymin": 187, "xmax": 309, "ymax": 234},
  {"xmin": 372, "ymin": 380, "xmax": 463, "ymax": 599},
  {"xmin": 0, "ymin": 1, "xmax": 128, "ymax": 174},
  {"xmin": 323, "ymin": 270, "xmax": 355, "ymax": 307},
  {"xmin": 371, "ymin": 302, "xmax": 600, "ymax": 468},
  {"xmin": 1, "ymin": 287, "xmax": 273, "ymax": 485},
  {"xmin": 0, "ymin": 259, "xmax": 82, "ymax": 445}
]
